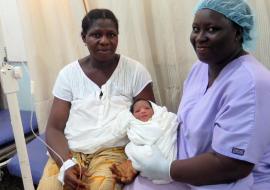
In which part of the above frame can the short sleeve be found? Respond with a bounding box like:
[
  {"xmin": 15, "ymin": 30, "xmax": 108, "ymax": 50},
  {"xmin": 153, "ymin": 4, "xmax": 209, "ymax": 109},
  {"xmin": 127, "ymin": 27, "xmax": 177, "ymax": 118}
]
[
  {"xmin": 132, "ymin": 63, "xmax": 152, "ymax": 96},
  {"xmin": 52, "ymin": 68, "xmax": 73, "ymax": 102},
  {"xmin": 212, "ymin": 76, "xmax": 257, "ymax": 163}
]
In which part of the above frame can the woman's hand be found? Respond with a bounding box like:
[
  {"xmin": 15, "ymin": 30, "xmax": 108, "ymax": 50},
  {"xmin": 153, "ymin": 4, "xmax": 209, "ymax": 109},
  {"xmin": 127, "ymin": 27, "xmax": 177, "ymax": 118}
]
[
  {"xmin": 63, "ymin": 164, "xmax": 88, "ymax": 190},
  {"xmin": 110, "ymin": 160, "xmax": 138, "ymax": 184}
]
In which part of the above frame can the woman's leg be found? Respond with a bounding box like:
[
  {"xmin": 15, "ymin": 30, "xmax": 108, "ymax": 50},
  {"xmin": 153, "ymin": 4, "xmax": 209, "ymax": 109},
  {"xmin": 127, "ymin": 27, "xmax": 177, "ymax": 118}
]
[
  {"xmin": 82, "ymin": 147, "xmax": 127, "ymax": 190},
  {"xmin": 37, "ymin": 157, "xmax": 63, "ymax": 190}
]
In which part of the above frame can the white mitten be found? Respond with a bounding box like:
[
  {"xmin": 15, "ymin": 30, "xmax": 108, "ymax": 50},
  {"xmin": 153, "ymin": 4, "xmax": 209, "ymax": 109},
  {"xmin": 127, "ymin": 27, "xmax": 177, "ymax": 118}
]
[{"xmin": 128, "ymin": 144, "xmax": 172, "ymax": 181}]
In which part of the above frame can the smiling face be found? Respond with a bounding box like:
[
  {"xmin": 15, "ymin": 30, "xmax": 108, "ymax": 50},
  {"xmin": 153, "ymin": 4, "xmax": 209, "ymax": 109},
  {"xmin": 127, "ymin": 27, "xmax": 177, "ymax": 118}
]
[
  {"xmin": 132, "ymin": 100, "xmax": 154, "ymax": 122},
  {"xmin": 82, "ymin": 18, "xmax": 118, "ymax": 62},
  {"xmin": 190, "ymin": 9, "xmax": 242, "ymax": 66}
]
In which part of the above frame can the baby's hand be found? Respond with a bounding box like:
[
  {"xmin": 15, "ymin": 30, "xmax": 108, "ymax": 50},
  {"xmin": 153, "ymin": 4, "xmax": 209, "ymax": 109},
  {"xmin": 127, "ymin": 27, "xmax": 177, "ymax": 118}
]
[{"xmin": 110, "ymin": 160, "xmax": 138, "ymax": 184}]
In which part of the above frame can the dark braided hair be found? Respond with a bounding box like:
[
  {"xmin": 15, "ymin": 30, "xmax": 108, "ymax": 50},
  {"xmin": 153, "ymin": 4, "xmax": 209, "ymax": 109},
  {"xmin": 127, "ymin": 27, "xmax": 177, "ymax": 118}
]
[{"xmin": 81, "ymin": 8, "xmax": 119, "ymax": 36}]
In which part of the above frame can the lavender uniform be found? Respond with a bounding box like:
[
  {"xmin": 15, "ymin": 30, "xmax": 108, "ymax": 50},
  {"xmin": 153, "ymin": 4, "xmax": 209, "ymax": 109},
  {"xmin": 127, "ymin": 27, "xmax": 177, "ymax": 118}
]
[{"xmin": 124, "ymin": 55, "xmax": 270, "ymax": 190}]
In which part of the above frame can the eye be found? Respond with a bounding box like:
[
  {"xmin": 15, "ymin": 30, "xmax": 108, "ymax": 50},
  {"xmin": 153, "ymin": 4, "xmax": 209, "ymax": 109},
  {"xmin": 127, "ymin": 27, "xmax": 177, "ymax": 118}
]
[
  {"xmin": 108, "ymin": 32, "xmax": 117, "ymax": 38},
  {"xmin": 192, "ymin": 26, "xmax": 200, "ymax": 33},
  {"xmin": 90, "ymin": 33, "xmax": 101, "ymax": 38},
  {"xmin": 207, "ymin": 27, "xmax": 219, "ymax": 33}
]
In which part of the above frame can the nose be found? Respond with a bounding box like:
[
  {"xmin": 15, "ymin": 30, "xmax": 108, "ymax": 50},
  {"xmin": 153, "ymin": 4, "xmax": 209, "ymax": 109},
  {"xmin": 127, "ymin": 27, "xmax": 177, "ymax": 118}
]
[
  {"xmin": 140, "ymin": 108, "xmax": 147, "ymax": 113},
  {"xmin": 100, "ymin": 35, "xmax": 109, "ymax": 45},
  {"xmin": 195, "ymin": 31, "xmax": 207, "ymax": 43}
]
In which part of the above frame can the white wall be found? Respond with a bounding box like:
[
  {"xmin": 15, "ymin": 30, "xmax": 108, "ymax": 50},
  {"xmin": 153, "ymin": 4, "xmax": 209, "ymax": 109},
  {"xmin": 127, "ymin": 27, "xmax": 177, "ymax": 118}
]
[
  {"xmin": 0, "ymin": 0, "xmax": 32, "ymax": 111},
  {"xmin": 0, "ymin": 0, "xmax": 26, "ymax": 61}
]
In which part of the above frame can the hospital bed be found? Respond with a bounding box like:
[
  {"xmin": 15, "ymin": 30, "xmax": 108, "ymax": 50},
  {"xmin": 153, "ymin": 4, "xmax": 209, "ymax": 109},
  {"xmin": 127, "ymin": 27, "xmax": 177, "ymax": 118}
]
[
  {"xmin": 0, "ymin": 109, "xmax": 46, "ymax": 184},
  {"xmin": 7, "ymin": 133, "xmax": 47, "ymax": 185},
  {"xmin": 0, "ymin": 59, "xmax": 46, "ymax": 187},
  {"xmin": 0, "ymin": 109, "xmax": 39, "ymax": 161}
]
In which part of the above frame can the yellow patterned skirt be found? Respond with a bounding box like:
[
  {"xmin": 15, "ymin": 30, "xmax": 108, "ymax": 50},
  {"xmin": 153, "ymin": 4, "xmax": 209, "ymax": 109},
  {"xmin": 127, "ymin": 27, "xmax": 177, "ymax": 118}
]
[{"xmin": 37, "ymin": 147, "xmax": 127, "ymax": 190}]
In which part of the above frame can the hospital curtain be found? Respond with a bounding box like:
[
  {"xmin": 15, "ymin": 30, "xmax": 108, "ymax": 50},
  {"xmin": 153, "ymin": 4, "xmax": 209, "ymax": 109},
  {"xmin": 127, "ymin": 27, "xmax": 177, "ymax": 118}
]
[
  {"xmin": 250, "ymin": 0, "xmax": 270, "ymax": 69},
  {"xmin": 17, "ymin": 0, "xmax": 88, "ymax": 132},
  {"xmin": 17, "ymin": 0, "xmax": 270, "ymax": 132}
]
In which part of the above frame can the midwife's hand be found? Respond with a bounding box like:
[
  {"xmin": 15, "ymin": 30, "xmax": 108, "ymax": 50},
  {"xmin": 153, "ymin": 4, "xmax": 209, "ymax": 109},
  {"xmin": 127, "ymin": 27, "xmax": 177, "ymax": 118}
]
[
  {"xmin": 110, "ymin": 160, "xmax": 138, "ymax": 184},
  {"xmin": 129, "ymin": 145, "xmax": 172, "ymax": 181},
  {"xmin": 64, "ymin": 164, "xmax": 87, "ymax": 190}
]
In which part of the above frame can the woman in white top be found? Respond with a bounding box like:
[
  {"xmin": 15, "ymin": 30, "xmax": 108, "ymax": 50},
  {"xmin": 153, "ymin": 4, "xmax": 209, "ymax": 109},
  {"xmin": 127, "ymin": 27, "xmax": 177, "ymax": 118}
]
[{"xmin": 38, "ymin": 8, "xmax": 155, "ymax": 190}]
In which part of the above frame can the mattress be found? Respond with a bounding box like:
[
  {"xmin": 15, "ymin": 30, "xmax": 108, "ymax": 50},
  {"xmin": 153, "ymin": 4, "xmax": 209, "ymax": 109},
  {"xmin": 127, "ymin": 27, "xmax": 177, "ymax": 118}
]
[
  {"xmin": 7, "ymin": 134, "xmax": 48, "ymax": 184},
  {"xmin": 0, "ymin": 109, "xmax": 38, "ymax": 145},
  {"xmin": 0, "ymin": 109, "xmax": 39, "ymax": 160}
]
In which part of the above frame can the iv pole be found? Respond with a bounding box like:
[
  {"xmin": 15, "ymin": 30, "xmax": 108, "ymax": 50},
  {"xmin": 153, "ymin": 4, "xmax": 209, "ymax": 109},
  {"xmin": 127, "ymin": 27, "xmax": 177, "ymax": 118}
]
[{"xmin": 0, "ymin": 55, "xmax": 35, "ymax": 190}]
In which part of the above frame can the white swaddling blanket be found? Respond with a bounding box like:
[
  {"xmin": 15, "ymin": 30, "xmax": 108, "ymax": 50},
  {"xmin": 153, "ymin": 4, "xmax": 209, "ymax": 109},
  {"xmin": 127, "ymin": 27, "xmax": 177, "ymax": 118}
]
[{"xmin": 114, "ymin": 102, "xmax": 178, "ymax": 184}]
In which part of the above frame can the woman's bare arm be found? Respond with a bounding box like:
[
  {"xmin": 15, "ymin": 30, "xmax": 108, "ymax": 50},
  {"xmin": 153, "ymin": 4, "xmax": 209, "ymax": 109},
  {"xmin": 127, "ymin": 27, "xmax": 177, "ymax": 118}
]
[
  {"xmin": 134, "ymin": 83, "xmax": 155, "ymax": 102},
  {"xmin": 171, "ymin": 152, "xmax": 254, "ymax": 186},
  {"xmin": 45, "ymin": 97, "xmax": 71, "ymax": 167}
]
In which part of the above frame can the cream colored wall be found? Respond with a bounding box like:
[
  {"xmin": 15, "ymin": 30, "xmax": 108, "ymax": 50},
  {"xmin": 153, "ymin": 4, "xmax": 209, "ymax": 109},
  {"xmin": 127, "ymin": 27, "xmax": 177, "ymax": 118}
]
[
  {"xmin": 16, "ymin": 0, "xmax": 270, "ymax": 132},
  {"xmin": 0, "ymin": 0, "xmax": 27, "ymax": 61},
  {"xmin": 0, "ymin": 0, "xmax": 29, "ymax": 110}
]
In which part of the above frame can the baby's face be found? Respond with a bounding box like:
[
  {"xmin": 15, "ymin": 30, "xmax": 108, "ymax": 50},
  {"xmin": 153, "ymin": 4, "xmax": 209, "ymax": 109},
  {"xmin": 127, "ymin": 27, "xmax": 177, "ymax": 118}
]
[{"xmin": 133, "ymin": 100, "xmax": 154, "ymax": 122}]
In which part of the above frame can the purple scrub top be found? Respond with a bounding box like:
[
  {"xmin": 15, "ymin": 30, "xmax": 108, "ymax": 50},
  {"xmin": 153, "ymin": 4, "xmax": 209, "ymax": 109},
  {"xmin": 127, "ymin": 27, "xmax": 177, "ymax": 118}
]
[{"xmin": 125, "ymin": 55, "xmax": 270, "ymax": 190}]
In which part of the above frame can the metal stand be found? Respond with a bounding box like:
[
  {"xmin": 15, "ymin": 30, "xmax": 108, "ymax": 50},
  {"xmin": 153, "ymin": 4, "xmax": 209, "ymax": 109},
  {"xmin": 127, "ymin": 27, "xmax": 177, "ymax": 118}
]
[{"xmin": 0, "ymin": 63, "xmax": 34, "ymax": 190}]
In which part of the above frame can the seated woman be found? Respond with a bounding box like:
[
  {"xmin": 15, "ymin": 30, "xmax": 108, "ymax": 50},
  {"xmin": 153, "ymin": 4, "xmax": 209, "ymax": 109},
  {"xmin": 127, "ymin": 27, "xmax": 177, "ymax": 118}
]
[
  {"xmin": 124, "ymin": 0, "xmax": 270, "ymax": 190},
  {"xmin": 37, "ymin": 8, "xmax": 155, "ymax": 190}
]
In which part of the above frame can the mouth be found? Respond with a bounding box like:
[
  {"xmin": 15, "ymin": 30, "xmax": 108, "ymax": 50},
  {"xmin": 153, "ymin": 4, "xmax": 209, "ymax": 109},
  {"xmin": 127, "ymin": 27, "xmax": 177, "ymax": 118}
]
[
  {"xmin": 196, "ymin": 46, "xmax": 209, "ymax": 50},
  {"xmin": 196, "ymin": 46, "xmax": 210, "ymax": 54},
  {"xmin": 97, "ymin": 49, "xmax": 112, "ymax": 53}
]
